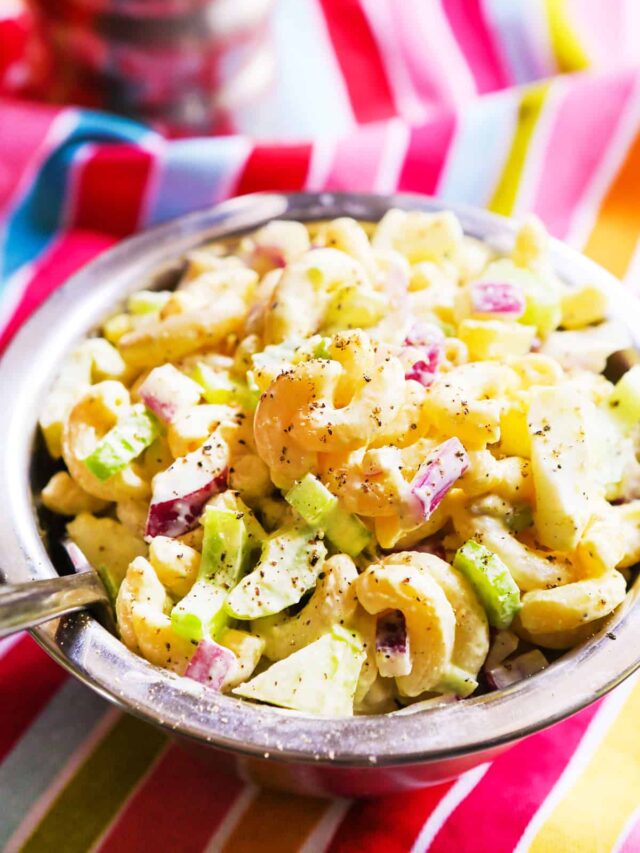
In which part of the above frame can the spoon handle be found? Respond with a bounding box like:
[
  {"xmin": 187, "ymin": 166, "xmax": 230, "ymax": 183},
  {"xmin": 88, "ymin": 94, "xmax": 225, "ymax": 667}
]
[{"xmin": 0, "ymin": 572, "xmax": 108, "ymax": 639}]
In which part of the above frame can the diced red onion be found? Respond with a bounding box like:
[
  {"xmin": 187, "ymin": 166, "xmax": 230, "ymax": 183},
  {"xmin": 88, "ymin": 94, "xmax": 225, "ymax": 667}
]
[
  {"xmin": 185, "ymin": 638, "xmax": 237, "ymax": 690},
  {"xmin": 146, "ymin": 436, "xmax": 228, "ymax": 539},
  {"xmin": 410, "ymin": 438, "xmax": 469, "ymax": 520},
  {"xmin": 470, "ymin": 281, "xmax": 525, "ymax": 317},
  {"xmin": 139, "ymin": 364, "xmax": 202, "ymax": 423},
  {"xmin": 376, "ymin": 610, "xmax": 411, "ymax": 677},
  {"xmin": 253, "ymin": 245, "xmax": 287, "ymax": 270},
  {"xmin": 484, "ymin": 630, "xmax": 519, "ymax": 672},
  {"xmin": 404, "ymin": 343, "xmax": 443, "ymax": 387},
  {"xmin": 486, "ymin": 649, "xmax": 548, "ymax": 690}
]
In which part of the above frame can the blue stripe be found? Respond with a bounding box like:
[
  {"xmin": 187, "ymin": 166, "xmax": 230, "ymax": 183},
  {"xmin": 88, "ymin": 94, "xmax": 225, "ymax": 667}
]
[
  {"xmin": 1, "ymin": 110, "xmax": 150, "ymax": 283},
  {"xmin": 438, "ymin": 92, "xmax": 517, "ymax": 207},
  {"xmin": 0, "ymin": 680, "xmax": 111, "ymax": 847},
  {"xmin": 145, "ymin": 137, "xmax": 248, "ymax": 225},
  {"xmin": 484, "ymin": 0, "xmax": 545, "ymax": 85}
]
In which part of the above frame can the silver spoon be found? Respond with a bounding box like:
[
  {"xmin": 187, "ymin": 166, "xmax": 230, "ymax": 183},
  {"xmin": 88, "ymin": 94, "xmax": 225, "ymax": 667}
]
[{"xmin": 0, "ymin": 541, "xmax": 116, "ymax": 639}]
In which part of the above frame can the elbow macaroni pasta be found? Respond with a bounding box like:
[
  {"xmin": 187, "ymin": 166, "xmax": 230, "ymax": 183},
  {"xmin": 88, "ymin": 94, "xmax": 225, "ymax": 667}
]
[{"xmin": 38, "ymin": 209, "xmax": 637, "ymax": 716}]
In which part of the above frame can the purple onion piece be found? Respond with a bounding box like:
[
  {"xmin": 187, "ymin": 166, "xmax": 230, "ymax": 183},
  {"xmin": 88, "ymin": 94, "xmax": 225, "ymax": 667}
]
[
  {"xmin": 145, "ymin": 440, "xmax": 228, "ymax": 539},
  {"xmin": 410, "ymin": 437, "xmax": 469, "ymax": 521},
  {"xmin": 376, "ymin": 610, "xmax": 412, "ymax": 678},
  {"xmin": 486, "ymin": 649, "xmax": 548, "ymax": 690},
  {"xmin": 404, "ymin": 342, "xmax": 443, "ymax": 386},
  {"xmin": 470, "ymin": 281, "xmax": 525, "ymax": 317},
  {"xmin": 185, "ymin": 638, "xmax": 237, "ymax": 690}
]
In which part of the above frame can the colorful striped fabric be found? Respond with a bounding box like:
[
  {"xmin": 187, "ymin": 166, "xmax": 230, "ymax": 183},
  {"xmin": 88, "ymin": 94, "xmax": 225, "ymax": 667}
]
[{"xmin": 3, "ymin": 1, "xmax": 640, "ymax": 850}]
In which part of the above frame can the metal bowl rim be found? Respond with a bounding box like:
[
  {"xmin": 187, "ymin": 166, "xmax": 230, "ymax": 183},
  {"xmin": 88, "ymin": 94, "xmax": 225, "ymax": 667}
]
[{"xmin": 2, "ymin": 190, "xmax": 640, "ymax": 767}]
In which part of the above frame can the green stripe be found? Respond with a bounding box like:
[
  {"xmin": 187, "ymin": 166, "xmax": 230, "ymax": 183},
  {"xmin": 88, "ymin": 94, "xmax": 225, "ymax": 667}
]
[
  {"xmin": 21, "ymin": 714, "xmax": 166, "ymax": 853},
  {"xmin": 488, "ymin": 81, "xmax": 551, "ymax": 217}
]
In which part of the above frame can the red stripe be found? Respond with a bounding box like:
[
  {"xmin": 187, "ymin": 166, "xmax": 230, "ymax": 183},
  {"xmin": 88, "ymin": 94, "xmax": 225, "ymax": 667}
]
[
  {"xmin": 233, "ymin": 143, "xmax": 312, "ymax": 195},
  {"xmin": 0, "ymin": 635, "xmax": 67, "ymax": 762},
  {"xmin": 97, "ymin": 744, "xmax": 245, "ymax": 852},
  {"xmin": 0, "ymin": 229, "xmax": 116, "ymax": 353},
  {"xmin": 397, "ymin": 113, "xmax": 457, "ymax": 194},
  {"xmin": 71, "ymin": 144, "xmax": 153, "ymax": 237},
  {"xmin": 318, "ymin": 0, "xmax": 396, "ymax": 123},
  {"xmin": 0, "ymin": 98, "xmax": 61, "ymax": 214},
  {"xmin": 428, "ymin": 702, "xmax": 602, "ymax": 852},
  {"xmin": 328, "ymin": 780, "xmax": 455, "ymax": 853},
  {"xmin": 441, "ymin": 0, "xmax": 511, "ymax": 93}
]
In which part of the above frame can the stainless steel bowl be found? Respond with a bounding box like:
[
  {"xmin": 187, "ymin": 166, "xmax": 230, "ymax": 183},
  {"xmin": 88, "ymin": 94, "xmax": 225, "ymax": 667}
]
[{"xmin": 2, "ymin": 192, "xmax": 640, "ymax": 798}]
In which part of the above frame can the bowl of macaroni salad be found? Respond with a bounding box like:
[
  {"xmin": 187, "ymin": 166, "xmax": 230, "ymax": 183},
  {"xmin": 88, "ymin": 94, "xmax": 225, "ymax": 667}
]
[{"xmin": 3, "ymin": 192, "xmax": 640, "ymax": 795}]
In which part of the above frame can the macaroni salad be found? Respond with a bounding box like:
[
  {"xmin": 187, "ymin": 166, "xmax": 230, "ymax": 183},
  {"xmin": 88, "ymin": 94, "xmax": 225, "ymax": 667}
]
[{"xmin": 38, "ymin": 210, "xmax": 640, "ymax": 716}]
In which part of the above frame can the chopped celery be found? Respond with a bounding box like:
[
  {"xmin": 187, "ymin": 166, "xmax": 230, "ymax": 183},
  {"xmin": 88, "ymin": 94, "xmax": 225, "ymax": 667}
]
[
  {"xmin": 453, "ymin": 540, "xmax": 521, "ymax": 630},
  {"xmin": 610, "ymin": 365, "xmax": 640, "ymax": 430},
  {"xmin": 324, "ymin": 285, "xmax": 388, "ymax": 331},
  {"xmin": 171, "ymin": 582, "xmax": 230, "ymax": 642},
  {"xmin": 96, "ymin": 563, "xmax": 121, "ymax": 605},
  {"xmin": 192, "ymin": 362, "xmax": 236, "ymax": 403},
  {"xmin": 192, "ymin": 362, "xmax": 259, "ymax": 411},
  {"xmin": 171, "ymin": 507, "xmax": 250, "ymax": 642},
  {"xmin": 127, "ymin": 290, "xmax": 171, "ymax": 315},
  {"xmin": 506, "ymin": 504, "xmax": 534, "ymax": 533},
  {"xmin": 200, "ymin": 507, "xmax": 250, "ymax": 589},
  {"xmin": 285, "ymin": 473, "xmax": 371, "ymax": 557},
  {"xmin": 233, "ymin": 626, "xmax": 365, "ymax": 715},
  {"xmin": 434, "ymin": 663, "xmax": 478, "ymax": 698},
  {"xmin": 225, "ymin": 524, "xmax": 327, "ymax": 619},
  {"xmin": 83, "ymin": 406, "xmax": 159, "ymax": 481}
]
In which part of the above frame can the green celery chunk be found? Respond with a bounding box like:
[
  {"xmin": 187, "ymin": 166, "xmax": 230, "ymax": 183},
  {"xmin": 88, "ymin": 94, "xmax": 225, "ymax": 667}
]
[
  {"xmin": 96, "ymin": 563, "xmax": 121, "ymax": 606},
  {"xmin": 83, "ymin": 406, "xmax": 159, "ymax": 481},
  {"xmin": 171, "ymin": 582, "xmax": 230, "ymax": 642},
  {"xmin": 285, "ymin": 473, "xmax": 371, "ymax": 557},
  {"xmin": 192, "ymin": 362, "xmax": 259, "ymax": 411},
  {"xmin": 324, "ymin": 285, "xmax": 388, "ymax": 331},
  {"xmin": 127, "ymin": 290, "xmax": 171, "ymax": 315},
  {"xmin": 610, "ymin": 365, "xmax": 640, "ymax": 430},
  {"xmin": 172, "ymin": 507, "xmax": 249, "ymax": 642},
  {"xmin": 453, "ymin": 539, "xmax": 521, "ymax": 630},
  {"xmin": 225, "ymin": 524, "xmax": 327, "ymax": 619},
  {"xmin": 434, "ymin": 664, "xmax": 478, "ymax": 698},
  {"xmin": 233, "ymin": 625, "xmax": 365, "ymax": 716}
]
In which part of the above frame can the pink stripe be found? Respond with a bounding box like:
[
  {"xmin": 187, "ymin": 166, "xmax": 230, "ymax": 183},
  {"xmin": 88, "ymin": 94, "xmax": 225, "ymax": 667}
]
[
  {"xmin": 618, "ymin": 810, "xmax": 640, "ymax": 853},
  {"xmin": 392, "ymin": 0, "xmax": 476, "ymax": 111},
  {"xmin": 0, "ymin": 98, "xmax": 62, "ymax": 216},
  {"xmin": 427, "ymin": 702, "xmax": 602, "ymax": 852},
  {"xmin": 531, "ymin": 70, "xmax": 637, "ymax": 238},
  {"xmin": 324, "ymin": 123, "xmax": 389, "ymax": 191},
  {"xmin": 0, "ymin": 230, "xmax": 116, "ymax": 353},
  {"xmin": 97, "ymin": 744, "xmax": 244, "ymax": 852},
  {"xmin": 397, "ymin": 112, "xmax": 457, "ymax": 193},
  {"xmin": 441, "ymin": 0, "xmax": 511, "ymax": 93}
]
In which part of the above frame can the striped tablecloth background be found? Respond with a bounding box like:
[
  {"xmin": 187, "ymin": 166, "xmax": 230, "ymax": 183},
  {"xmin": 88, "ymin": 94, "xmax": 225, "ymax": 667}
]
[{"xmin": 2, "ymin": 2, "xmax": 640, "ymax": 850}]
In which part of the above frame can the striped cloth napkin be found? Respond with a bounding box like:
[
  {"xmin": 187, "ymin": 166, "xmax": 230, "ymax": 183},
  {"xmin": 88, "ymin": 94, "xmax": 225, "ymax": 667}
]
[{"xmin": 2, "ymin": 2, "xmax": 640, "ymax": 850}]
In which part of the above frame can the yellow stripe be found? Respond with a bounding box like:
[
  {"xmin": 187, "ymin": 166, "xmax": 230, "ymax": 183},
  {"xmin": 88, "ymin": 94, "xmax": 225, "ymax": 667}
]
[
  {"xmin": 528, "ymin": 678, "xmax": 640, "ymax": 853},
  {"xmin": 488, "ymin": 82, "xmax": 551, "ymax": 217},
  {"xmin": 543, "ymin": 0, "xmax": 591, "ymax": 73},
  {"xmin": 221, "ymin": 787, "xmax": 329, "ymax": 853}
]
